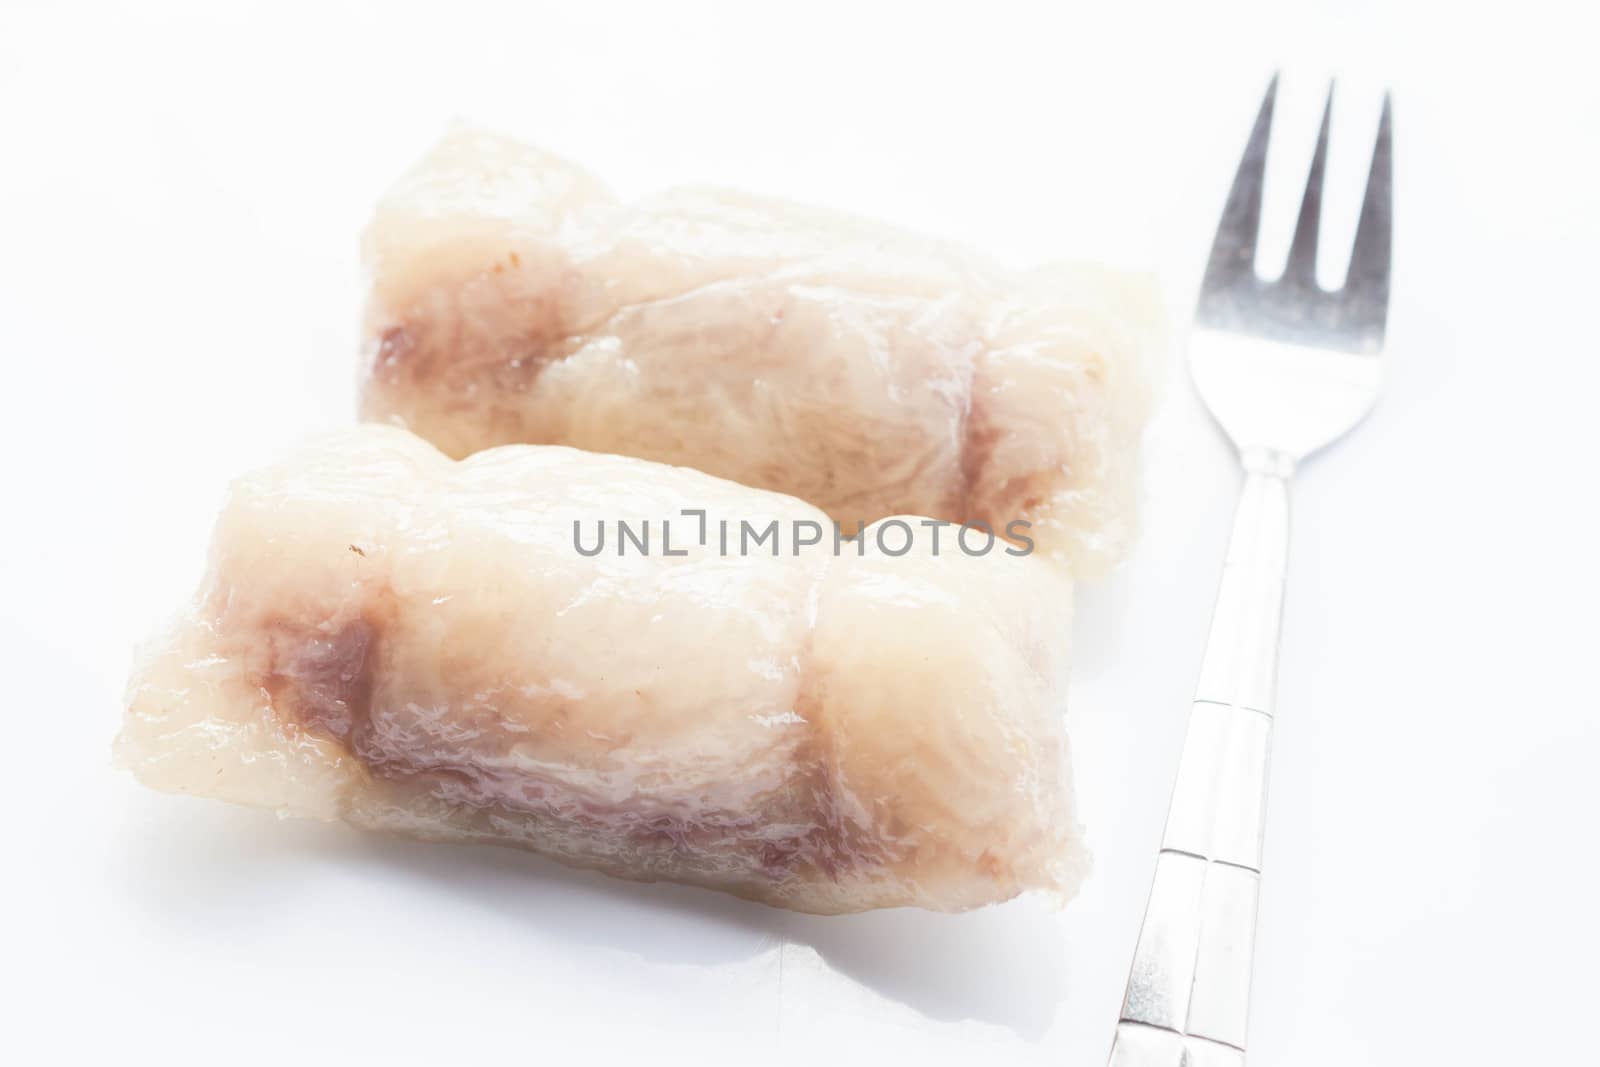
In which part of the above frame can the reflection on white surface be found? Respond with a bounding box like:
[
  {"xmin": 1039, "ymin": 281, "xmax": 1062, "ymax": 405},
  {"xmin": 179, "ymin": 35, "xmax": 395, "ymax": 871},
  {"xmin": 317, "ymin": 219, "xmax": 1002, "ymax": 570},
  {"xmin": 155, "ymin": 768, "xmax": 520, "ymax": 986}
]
[{"xmin": 113, "ymin": 801, "xmax": 1072, "ymax": 1036}]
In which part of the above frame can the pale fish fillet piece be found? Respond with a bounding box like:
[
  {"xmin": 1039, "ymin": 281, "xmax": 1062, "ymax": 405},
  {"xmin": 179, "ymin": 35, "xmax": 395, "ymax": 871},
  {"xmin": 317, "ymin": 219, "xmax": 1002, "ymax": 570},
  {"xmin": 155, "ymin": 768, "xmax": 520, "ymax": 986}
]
[
  {"xmin": 361, "ymin": 125, "xmax": 1165, "ymax": 574},
  {"xmin": 116, "ymin": 426, "xmax": 1087, "ymax": 915}
]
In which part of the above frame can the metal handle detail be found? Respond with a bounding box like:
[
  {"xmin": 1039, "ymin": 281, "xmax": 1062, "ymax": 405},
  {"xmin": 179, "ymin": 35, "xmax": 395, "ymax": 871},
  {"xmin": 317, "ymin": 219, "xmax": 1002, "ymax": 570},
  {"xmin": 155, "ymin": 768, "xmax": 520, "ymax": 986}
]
[{"xmin": 1108, "ymin": 452, "xmax": 1291, "ymax": 1066}]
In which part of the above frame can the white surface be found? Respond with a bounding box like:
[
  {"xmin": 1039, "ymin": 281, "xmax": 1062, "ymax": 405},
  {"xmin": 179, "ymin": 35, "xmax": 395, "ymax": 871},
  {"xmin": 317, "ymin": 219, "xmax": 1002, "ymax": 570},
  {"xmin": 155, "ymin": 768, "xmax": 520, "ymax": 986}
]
[{"xmin": 2, "ymin": 2, "xmax": 1597, "ymax": 1064}]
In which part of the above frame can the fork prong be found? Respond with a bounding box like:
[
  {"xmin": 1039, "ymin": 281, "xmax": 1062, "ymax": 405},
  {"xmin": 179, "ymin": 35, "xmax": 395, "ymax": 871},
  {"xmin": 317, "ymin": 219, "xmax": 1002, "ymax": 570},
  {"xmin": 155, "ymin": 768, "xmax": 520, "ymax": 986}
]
[
  {"xmin": 1283, "ymin": 84, "xmax": 1334, "ymax": 290},
  {"xmin": 1343, "ymin": 92, "xmax": 1393, "ymax": 336},
  {"xmin": 1201, "ymin": 74, "xmax": 1278, "ymax": 294}
]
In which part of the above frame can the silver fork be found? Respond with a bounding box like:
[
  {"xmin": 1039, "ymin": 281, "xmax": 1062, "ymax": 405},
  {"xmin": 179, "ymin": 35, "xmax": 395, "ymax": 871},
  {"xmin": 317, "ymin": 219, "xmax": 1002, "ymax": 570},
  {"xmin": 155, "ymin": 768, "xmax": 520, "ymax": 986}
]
[{"xmin": 1106, "ymin": 76, "xmax": 1392, "ymax": 1066}]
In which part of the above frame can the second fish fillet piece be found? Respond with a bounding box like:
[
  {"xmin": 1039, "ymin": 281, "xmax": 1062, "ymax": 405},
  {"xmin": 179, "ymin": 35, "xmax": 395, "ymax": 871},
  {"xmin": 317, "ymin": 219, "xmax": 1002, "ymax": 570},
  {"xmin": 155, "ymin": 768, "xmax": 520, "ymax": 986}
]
[
  {"xmin": 361, "ymin": 125, "xmax": 1164, "ymax": 573},
  {"xmin": 116, "ymin": 426, "xmax": 1086, "ymax": 914}
]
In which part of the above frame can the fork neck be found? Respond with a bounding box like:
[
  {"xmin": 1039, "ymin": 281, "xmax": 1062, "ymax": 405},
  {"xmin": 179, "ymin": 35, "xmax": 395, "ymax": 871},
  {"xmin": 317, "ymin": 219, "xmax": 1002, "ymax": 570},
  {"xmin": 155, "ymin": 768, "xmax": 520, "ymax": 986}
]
[
  {"xmin": 1240, "ymin": 445, "xmax": 1295, "ymax": 481},
  {"xmin": 1193, "ymin": 447, "xmax": 1294, "ymax": 715}
]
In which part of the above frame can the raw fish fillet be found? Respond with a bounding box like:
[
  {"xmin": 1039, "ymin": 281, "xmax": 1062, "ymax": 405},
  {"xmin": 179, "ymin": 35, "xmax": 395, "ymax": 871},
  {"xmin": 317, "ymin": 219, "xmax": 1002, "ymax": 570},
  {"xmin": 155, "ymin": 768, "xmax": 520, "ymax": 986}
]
[
  {"xmin": 361, "ymin": 126, "xmax": 1163, "ymax": 573},
  {"xmin": 117, "ymin": 426, "xmax": 1087, "ymax": 914}
]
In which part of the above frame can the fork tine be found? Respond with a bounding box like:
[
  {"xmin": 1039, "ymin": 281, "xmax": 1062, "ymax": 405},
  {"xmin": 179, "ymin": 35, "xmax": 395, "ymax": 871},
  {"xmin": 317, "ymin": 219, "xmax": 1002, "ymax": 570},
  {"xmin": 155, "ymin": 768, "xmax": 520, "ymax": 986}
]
[
  {"xmin": 1283, "ymin": 84, "xmax": 1334, "ymax": 289},
  {"xmin": 1343, "ymin": 92, "xmax": 1393, "ymax": 334},
  {"xmin": 1201, "ymin": 74, "xmax": 1278, "ymax": 293}
]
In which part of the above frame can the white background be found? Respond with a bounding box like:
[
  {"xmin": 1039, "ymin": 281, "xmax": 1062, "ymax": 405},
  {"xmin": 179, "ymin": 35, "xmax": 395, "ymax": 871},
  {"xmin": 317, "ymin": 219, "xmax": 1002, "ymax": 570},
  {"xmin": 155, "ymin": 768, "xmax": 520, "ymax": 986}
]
[{"xmin": 2, "ymin": 2, "xmax": 1597, "ymax": 1064}]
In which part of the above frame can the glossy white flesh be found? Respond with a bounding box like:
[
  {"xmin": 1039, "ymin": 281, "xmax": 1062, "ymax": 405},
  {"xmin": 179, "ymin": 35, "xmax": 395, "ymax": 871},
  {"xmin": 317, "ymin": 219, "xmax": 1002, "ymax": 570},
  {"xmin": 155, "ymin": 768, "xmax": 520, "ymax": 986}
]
[
  {"xmin": 117, "ymin": 427, "xmax": 1087, "ymax": 914},
  {"xmin": 361, "ymin": 126, "xmax": 1164, "ymax": 573}
]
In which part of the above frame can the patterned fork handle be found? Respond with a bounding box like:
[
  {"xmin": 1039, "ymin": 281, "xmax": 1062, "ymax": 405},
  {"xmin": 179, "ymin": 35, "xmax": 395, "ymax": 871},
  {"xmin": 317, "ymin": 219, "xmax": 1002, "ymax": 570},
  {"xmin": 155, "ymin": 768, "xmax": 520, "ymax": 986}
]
[{"xmin": 1109, "ymin": 447, "xmax": 1291, "ymax": 1067}]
